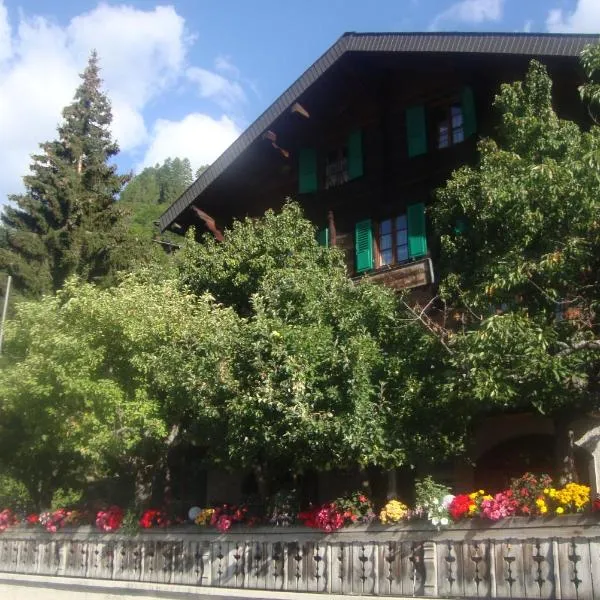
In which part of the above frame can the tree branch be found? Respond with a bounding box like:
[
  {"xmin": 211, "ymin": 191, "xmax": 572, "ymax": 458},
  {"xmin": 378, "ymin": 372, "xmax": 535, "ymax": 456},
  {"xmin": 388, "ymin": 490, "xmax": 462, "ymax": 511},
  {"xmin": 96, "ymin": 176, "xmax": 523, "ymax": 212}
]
[{"xmin": 556, "ymin": 339, "xmax": 600, "ymax": 357}]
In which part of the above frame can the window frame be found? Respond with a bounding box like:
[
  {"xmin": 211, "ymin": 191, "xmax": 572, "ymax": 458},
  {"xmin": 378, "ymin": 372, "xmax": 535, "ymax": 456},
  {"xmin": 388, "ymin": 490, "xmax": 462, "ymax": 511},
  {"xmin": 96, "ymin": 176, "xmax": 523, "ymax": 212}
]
[
  {"xmin": 324, "ymin": 145, "xmax": 349, "ymax": 189},
  {"xmin": 432, "ymin": 99, "xmax": 465, "ymax": 150},
  {"xmin": 374, "ymin": 214, "xmax": 410, "ymax": 269}
]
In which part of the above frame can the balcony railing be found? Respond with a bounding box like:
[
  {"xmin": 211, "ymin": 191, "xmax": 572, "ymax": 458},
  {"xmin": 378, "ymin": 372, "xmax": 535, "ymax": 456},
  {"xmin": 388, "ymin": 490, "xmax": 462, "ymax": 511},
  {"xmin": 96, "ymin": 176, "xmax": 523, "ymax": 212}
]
[{"xmin": 0, "ymin": 516, "xmax": 598, "ymax": 598}]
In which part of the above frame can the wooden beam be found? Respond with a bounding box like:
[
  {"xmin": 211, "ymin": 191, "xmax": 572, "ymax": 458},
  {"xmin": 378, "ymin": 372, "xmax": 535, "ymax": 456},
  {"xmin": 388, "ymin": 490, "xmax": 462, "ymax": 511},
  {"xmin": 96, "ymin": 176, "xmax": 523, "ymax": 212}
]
[
  {"xmin": 291, "ymin": 102, "xmax": 310, "ymax": 118},
  {"xmin": 327, "ymin": 210, "xmax": 337, "ymax": 247},
  {"xmin": 191, "ymin": 206, "xmax": 224, "ymax": 242}
]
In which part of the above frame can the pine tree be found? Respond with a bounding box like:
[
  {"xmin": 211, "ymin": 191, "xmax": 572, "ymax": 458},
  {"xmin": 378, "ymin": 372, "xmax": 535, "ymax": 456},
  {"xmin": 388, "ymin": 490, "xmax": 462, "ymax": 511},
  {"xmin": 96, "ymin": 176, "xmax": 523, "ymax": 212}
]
[{"xmin": 0, "ymin": 51, "xmax": 128, "ymax": 295}]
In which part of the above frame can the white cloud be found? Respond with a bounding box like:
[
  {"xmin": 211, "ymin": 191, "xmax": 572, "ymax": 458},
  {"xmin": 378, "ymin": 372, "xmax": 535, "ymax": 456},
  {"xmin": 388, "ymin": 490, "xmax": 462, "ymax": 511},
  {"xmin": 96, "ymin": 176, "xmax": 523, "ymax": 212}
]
[
  {"xmin": 139, "ymin": 113, "xmax": 241, "ymax": 174},
  {"xmin": 187, "ymin": 66, "xmax": 246, "ymax": 109},
  {"xmin": 547, "ymin": 0, "xmax": 600, "ymax": 32},
  {"xmin": 0, "ymin": 3, "xmax": 189, "ymax": 204},
  {"xmin": 215, "ymin": 55, "xmax": 240, "ymax": 78},
  {"xmin": 430, "ymin": 0, "xmax": 504, "ymax": 29},
  {"xmin": 0, "ymin": 0, "xmax": 11, "ymax": 63}
]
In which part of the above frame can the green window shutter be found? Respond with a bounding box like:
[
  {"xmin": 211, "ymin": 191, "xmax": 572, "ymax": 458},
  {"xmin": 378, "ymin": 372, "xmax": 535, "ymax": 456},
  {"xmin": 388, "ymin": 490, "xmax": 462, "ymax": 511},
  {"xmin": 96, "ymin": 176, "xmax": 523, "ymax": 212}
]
[
  {"xmin": 299, "ymin": 147, "xmax": 317, "ymax": 193},
  {"xmin": 406, "ymin": 105, "xmax": 427, "ymax": 158},
  {"xmin": 461, "ymin": 86, "xmax": 476, "ymax": 138},
  {"xmin": 407, "ymin": 203, "xmax": 427, "ymax": 258},
  {"xmin": 347, "ymin": 129, "xmax": 363, "ymax": 179},
  {"xmin": 454, "ymin": 217, "xmax": 467, "ymax": 235},
  {"xmin": 317, "ymin": 226, "xmax": 329, "ymax": 247},
  {"xmin": 354, "ymin": 219, "xmax": 373, "ymax": 273}
]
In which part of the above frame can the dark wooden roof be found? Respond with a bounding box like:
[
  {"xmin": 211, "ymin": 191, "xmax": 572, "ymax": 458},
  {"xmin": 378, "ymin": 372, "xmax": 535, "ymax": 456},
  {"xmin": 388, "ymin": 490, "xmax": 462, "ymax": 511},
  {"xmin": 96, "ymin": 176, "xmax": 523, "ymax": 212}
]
[{"xmin": 159, "ymin": 31, "xmax": 600, "ymax": 232}]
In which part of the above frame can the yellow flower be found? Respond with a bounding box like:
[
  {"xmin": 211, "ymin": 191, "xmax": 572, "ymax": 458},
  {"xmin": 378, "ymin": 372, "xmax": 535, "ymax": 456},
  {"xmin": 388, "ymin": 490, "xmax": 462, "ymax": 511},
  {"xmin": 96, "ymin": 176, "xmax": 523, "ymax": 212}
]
[
  {"xmin": 478, "ymin": 490, "xmax": 485, "ymax": 495},
  {"xmin": 469, "ymin": 492, "xmax": 477, "ymax": 500},
  {"xmin": 540, "ymin": 505, "xmax": 548, "ymax": 514},
  {"xmin": 380, "ymin": 499, "xmax": 408, "ymax": 524},
  {"xmin": 556, "ymin": 506, "xmax": 564, "ymax": 515},
  {"xmin": 195, "ymin": 508, "xmax": 215, "ymax": 526}
]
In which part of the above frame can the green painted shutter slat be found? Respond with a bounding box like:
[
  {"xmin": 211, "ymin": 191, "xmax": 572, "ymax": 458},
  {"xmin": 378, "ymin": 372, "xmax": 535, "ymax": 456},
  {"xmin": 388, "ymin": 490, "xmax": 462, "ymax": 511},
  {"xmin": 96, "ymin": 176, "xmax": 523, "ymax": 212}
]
[
  {"xmin": 299, "ymin": 147, "xmax": 317, "ymax": 193},
  {"xmin": 407, "ymin": 203, "xmax": 427, "ymax": 258},
  {"xmin": 406, "ymin": 105, "xmax": 427, "ymax": 158},
  {"xmin": 317, "ymin": 226, "xmax": 329, "ymax": 247},
  {"xmin": 461, "ymin": 86, "xmax": 476, "ymax": 138},
  {"xmin": 347, "ymin": 129, "xmax": 363, "ymax": 179},
  {"xmin": 354, "ymin": 219, "xmax": 373, "ymax": 273}
]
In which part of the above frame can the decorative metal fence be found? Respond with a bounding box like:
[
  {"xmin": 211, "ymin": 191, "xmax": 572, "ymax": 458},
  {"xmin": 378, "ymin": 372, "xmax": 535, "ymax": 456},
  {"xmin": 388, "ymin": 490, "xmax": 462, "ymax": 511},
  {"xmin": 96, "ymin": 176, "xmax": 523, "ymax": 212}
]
[{"xmin": 0, "ymin": 516, "xmax": 598, "ymax": 598}]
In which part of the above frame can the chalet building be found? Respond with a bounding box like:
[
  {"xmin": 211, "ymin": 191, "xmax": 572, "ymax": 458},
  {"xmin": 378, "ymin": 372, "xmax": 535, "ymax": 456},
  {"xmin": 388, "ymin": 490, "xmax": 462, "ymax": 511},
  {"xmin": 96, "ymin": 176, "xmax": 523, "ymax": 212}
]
[{"xmin": 159, "ymin": 32, "xmax": 600, "ymax": 504}]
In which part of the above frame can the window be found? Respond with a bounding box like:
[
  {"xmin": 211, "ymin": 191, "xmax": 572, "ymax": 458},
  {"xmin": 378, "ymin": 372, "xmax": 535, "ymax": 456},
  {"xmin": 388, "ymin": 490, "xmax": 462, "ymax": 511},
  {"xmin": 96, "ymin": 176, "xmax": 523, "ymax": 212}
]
[
  {"xmin": 325, "ymin": 147, "xmax": 349, "ymax": 189},
  {"xmin": 354, "ymin": 203, "xmax": 427, "ymax": 274},
  {"xmin": 405, "ymin": 86, "xmax": 476, "ymax": 157},
  {"xmin": 324, "ymin": 129, "xmax": 363, "ymax": 189},
  {"xmin": 435, "ymin": 103, "xmax": 464, "ymax": 149},
  {"xmin": 376, "ymin": 215, "xmax": 409, "ymax": 267}
]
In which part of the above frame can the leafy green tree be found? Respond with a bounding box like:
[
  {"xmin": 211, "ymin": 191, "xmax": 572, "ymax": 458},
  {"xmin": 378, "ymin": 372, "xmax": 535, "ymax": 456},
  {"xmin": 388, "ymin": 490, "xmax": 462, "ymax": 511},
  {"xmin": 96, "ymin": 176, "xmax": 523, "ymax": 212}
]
[
  {"xmin": 431, "ymin": 60, "xmax": 600, "ymax": 455},
  {"xmin": 176, "ymin": 203, "xmax": 463, "ymax": 494},
  {"xmin": 0, "ymin": 274, "xmax": 239, "ymax": 508},
  {"xmin": 0, "ymin": 51, "xmax": 129, "ymax": 296}
]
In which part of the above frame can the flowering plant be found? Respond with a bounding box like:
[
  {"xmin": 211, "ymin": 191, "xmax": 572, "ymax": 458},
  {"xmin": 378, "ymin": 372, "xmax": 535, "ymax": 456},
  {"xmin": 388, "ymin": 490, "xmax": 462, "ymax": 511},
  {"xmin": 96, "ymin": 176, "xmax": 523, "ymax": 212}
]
[
  {"xmin": 414, "ymin": 476, "xmax": 453, "ymax": 527},
  {"xmin": 39, "ymin": 509, "xmax": 71, "ymax": 532},
  {"xmin": 95, "ymin": 506, "xmax": 124, "ymax": 532},
  {"xmin": 0, "ymin": 509, "xmax": 17, "ymax": 532},
  {"xmin": 267, "ymin": 490, "xmax": 298, "ymax": 527},
  {"xmin": 544, "ymin": 483, "xmax": 590, "ymax": 514},
  {"xmin": 480, "ymin": 490, "xmax": 518, "ymax": 521},
  {"xmin": 334, "ymin": 491, "xmax": 376, "ymax": 525},
  {"xmin": 593, "ymin": 494, "xmax": 600, "ymax": 512},
  {"xmin": 298, "ymin": 503, "xmax": 345, "ymax": 532},
  {"xmin": 26, "ymin": 514, "xmax": 39, "ymax": 525},
  {"xmin": 510, "ymin": 472, "xmax": 552, "ymax": 516},
  {"xmin": 379, "ymin": 499, "xmax": 408, "ymax": 524},
  {"xmin": 194, "ymin": 508, "xmax": 215, "ymax": 526},
  {"xmin": 210, "ymin": 504, "xmax": 252, "ymax": 532},
  {"xmin": 448, "ymin": 494, "xmax": 475, "ymax": 521},
  {"xmin": 139, "ymin": 509, "xmax": 169, "ymax": 529}
]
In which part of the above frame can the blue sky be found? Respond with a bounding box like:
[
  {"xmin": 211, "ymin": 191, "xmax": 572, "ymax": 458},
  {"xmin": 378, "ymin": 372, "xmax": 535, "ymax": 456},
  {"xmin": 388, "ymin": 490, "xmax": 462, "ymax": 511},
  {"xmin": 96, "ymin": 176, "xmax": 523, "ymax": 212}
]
[{"xmin": 0, "ymin": 0, "xmax": 597, "ymax": 203}]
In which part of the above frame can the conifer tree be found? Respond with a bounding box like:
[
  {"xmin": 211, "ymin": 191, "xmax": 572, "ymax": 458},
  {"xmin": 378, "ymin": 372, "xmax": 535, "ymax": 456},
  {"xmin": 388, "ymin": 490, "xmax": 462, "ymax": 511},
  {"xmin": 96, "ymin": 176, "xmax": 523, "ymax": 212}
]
[{"xmin": 0, "ymin": 51, "xmax": 128, "ymax": 295}]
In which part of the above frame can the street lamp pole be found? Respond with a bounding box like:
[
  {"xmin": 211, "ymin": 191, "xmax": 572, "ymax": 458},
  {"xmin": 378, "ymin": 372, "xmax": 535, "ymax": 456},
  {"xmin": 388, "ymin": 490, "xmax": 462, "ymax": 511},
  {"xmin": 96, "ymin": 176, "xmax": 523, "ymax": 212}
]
[{"xmin": 0, "ymin": 275, "xmax": 12, "ymax": 355}]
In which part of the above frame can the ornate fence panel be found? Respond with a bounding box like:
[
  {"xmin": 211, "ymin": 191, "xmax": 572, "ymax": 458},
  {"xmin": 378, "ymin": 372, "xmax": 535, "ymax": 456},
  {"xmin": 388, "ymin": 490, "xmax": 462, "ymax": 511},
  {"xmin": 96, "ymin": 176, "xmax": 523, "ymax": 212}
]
[{"xmin": 0, "ymin": 517, "xmax": 599, "ymax": 598}]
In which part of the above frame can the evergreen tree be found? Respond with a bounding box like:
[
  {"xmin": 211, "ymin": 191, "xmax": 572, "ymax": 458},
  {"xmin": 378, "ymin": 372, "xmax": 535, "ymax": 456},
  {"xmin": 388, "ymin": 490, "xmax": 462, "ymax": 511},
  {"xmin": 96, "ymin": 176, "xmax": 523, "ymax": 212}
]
[
  {"xmin": 0, "ymin": 51, "xmax": 128, "ymax": 296},
  {"xmin": 195, "ymin": 164, "xmax": 208, "ymax": 179}
]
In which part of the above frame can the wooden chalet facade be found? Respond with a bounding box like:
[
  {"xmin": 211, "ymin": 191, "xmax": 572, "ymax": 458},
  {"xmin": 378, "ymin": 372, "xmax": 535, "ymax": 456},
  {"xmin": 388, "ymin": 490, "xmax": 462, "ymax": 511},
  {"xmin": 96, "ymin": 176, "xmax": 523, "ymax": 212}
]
[{"xmin": 159, "ymin": 32, "xmax": 600, "ymax": 501}]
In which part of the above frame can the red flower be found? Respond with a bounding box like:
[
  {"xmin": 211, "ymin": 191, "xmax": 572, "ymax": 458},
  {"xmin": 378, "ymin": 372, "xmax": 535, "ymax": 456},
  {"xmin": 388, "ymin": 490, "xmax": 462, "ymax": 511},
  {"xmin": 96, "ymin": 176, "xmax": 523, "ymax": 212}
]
[
  {"xmin": 448, "ymin": 494, "xmax": 474, "ymax": 521},
  {"xmin": 26, "ymin": 514, "xmax": 39, "ymax": 525},
  {"xmin": 139, "ymin": 509, "xmax": 167, "ymax": 529},
  {"xmin": 358, "ymin": 495, "xmax": 367, "ymax": 503}
]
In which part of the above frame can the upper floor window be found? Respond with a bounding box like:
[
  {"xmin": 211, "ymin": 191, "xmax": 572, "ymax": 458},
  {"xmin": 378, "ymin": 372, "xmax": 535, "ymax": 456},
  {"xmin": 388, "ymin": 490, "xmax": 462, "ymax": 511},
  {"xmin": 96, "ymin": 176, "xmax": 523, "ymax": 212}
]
[
  {"xmin": 435, "ymin": 103, "xmax": 465, "ymax": 149},
  {"xmin": 405, "ymin": 86, "xmax": 476, "ymax": 158},
  {"xmin": 325, "ymin": 147, "xmax": 349, "ymax": 189},
  {"xmin": 298, "ymin": 128, "xmax": 363, "ymax": 194}
]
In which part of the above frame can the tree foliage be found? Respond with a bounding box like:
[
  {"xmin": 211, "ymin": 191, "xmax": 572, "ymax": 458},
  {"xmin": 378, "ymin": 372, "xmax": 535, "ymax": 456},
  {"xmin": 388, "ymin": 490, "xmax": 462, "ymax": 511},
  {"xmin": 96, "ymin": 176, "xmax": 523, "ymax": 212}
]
[
  {"xmin": 176, "ymin": 203, "xmax": 464, "ymax": 481},
  {"xmin": 0, "ymin": 274, "xmax": 238, "ymax": 508},
  {"xmin": 0, "ymin": 52, "xmax": 132, "ymax": 296},
  {"xmin": 119, "ymin": 157, "xmax": 193, "ymax": 207},
  {"xmin": 431, "ymin": 60, "xmax": 600, "ymax": 418}
]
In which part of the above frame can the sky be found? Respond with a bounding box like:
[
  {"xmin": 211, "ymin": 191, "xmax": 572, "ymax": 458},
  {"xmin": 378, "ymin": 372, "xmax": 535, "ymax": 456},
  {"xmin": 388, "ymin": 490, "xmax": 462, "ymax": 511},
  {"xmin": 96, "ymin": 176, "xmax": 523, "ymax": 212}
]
[{"xmin": 0, "ymin": 0, "xmax": 598, "ymax": 204}]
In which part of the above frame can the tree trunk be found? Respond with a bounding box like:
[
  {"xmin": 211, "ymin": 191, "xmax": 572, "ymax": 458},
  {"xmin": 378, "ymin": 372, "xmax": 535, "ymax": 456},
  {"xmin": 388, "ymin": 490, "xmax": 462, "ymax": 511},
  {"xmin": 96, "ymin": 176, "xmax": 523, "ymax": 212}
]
[
  {"xmin": 554, "ymin": 412, "xmax": 577, "ymax": 486},
  {"xmin": 252, "ymin": 463, "xmax": 269, "ymax": 501}
]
